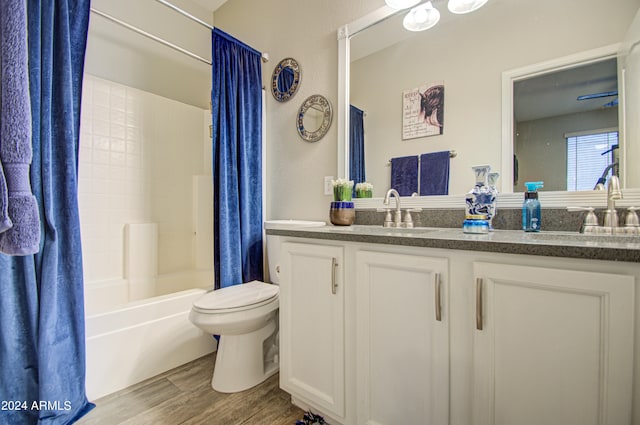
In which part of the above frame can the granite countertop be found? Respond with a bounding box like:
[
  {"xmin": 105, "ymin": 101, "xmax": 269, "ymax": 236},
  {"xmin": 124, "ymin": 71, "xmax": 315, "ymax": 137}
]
[{"xmin": 265, "ymin": 224, "xmax": 640, "ymax": 263}]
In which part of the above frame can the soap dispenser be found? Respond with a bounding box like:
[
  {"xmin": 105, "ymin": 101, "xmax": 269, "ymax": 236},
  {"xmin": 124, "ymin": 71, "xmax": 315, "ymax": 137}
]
[{"xmin": 523, "ymin": 181, "xmax": 543, "ymax": 232}]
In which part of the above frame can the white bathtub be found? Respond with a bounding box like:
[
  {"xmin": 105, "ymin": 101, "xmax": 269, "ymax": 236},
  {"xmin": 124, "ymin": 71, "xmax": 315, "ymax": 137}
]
[{"xmin": 85, "ymin": 281, "xmax": 216, "ymax": 400}]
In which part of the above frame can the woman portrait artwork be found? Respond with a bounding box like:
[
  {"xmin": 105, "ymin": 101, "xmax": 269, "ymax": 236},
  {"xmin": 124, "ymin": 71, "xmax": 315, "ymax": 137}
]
[{"xmin": 402, "ymin": 81, "xmax": 445, "ymax": 140}]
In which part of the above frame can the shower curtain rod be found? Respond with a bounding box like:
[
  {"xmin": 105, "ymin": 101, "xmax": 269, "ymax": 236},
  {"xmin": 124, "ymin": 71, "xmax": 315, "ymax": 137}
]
[
  {"xmin": 91, "ymin": 2, "xmax": 269, "ymax": 64},
  {"xmin": 153, "ymin": 0, "xmax": 269, "ymax": 62},
  {"xmin": 154, "ymin": 0, "xmax": 213, "ymax": 31},
  {"xmin": 90, "ymin": 8, "xmax": 212, "ymax": 65}
]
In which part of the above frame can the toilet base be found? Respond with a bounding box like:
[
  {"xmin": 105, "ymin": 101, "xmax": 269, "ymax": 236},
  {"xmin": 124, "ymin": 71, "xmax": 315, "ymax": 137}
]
[{"xmin": 211, "ymin": 317, "xmax": 279, "ymax": 393}]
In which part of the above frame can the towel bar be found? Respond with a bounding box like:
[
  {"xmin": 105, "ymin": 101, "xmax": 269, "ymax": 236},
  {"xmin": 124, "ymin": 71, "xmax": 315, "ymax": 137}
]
[{"xmin": 387, "ymin": 150, "xmax": 456, "ymax": 165}]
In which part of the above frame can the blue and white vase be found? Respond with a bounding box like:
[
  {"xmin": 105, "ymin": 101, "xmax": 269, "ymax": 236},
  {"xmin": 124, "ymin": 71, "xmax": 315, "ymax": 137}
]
[
  {"xmin": 487, "ymin": 171, "xmax": 500, "ymax": 230},
  {"xmin": 465, "ymin": 165, "xmax": 495, "ymax": 218}
]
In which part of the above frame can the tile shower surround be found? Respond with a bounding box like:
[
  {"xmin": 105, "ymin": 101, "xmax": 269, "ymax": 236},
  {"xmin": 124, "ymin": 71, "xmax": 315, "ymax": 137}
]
[
  {"xmin": 78, "ymin": 75, "xmax": 208, "ymax": 284},
  {"xmin": 355, "ymin": 207, "xmax": 601, "ymax": 232}
]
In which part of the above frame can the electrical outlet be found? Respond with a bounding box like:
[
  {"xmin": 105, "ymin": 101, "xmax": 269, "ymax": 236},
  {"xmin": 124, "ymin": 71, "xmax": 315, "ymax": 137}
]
[{"xmin": 324, "ymin": 176, "xmax": 334, "ymax": 195}]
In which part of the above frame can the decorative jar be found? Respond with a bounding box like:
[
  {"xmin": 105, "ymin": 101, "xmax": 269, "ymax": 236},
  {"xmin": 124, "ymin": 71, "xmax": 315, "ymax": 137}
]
[
  {"xmin": 463, "ymin": 214, "xmax": 489, "ymax": 234},
  {"xmin": 465, "ymin": 165, "xmax": 495, "ymax": 218}
]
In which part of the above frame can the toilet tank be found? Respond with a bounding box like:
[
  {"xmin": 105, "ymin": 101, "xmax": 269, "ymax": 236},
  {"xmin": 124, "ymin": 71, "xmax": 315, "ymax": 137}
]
[{"xmin": 264, "ymin": 220, "xmax": 326, "ymax": 284}]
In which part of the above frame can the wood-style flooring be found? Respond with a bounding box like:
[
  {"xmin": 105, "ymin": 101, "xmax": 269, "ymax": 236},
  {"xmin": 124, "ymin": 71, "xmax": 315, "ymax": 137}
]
[{"xmin": 77, "ymin": 353, "xmax": 304, "ymax": 425}]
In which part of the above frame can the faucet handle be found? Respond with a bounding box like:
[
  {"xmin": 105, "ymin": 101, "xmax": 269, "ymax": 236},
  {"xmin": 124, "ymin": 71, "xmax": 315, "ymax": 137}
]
[
  {"xmin": 625, "ymin": 207, "xmax": 640, "ymax": 227},
  {"xmin": 403, "ymin": 210, "xmax": 414, "ymax": 228},
  {"xmin": 379, "ymin": 208, "xmax": 393, "ymax": 228},
  {"xmin": 567, "ymin": 207, "xmax": 599, "ymax": 233}
]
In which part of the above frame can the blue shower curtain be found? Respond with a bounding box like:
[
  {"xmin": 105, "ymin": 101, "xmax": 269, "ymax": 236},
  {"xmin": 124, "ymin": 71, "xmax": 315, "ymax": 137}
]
[
  {"xmin": 349, "ymin": 105, "xmax": 365, "ymax": 186},
  {"xmin": 211, "ymin": 28, "xmax": 263, "ymax": 289},
  {"xmin": 0, "ymin": 1, "xmax": 93, "ymax": 424}
]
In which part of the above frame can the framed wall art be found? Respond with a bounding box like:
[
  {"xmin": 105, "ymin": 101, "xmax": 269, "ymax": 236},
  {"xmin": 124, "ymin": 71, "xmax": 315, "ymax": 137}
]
[{"xmin": 402, "ymin": 81, "xmax": 445, "ymax": 140}]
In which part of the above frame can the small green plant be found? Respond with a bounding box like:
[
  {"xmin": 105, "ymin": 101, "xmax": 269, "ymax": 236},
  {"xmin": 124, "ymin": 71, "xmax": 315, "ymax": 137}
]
[
  {"xmin": 355, "ymin": 182, "xmax": 373, "ymax": 198},
  {"xmin": 332, "ymin": 178, "xmax": 354, "ymax": 201}
]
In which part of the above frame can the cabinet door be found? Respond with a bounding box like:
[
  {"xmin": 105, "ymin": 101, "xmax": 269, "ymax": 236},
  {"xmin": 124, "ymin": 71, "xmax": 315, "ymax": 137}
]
[
  {"xmin": 472, "ymin": 262, "xmax": 634, "ymax": 425},
  {"xmin": 279, "ymin": 242, "xmax": 345, "ymax": 419},
  {"xmin": 356, "ymin": 250, "xmax": 449, "ymax": 425}
]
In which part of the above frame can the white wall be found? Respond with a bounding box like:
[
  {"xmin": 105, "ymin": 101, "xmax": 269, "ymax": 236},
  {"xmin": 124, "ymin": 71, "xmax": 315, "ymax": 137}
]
[{"xmin": 78, "ymin": 75, "xmax": 212, "ymax": 307}]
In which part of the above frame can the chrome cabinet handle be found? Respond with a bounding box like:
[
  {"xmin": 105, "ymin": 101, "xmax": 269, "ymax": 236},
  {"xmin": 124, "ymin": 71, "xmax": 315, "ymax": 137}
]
[
  {"xmin": 476, "ymin": 278, "xmax": 483, "ymax": 330},
  {"xmin": 331, "ymin": 257, "xmax": 338, "ymax": 295},
  {"xmin": 435, "ymin": 273, "xmax": 442, "ymax": 322}
]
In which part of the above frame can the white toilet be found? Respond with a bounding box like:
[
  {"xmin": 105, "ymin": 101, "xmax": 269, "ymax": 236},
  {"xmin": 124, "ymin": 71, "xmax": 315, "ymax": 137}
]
[{"xmin": 189, "ymin": 220, "xmax": 325, "ymax": 393}]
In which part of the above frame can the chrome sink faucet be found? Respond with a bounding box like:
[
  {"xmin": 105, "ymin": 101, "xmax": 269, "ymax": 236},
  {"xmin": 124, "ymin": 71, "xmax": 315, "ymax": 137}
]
[
  {"xmin": 603, "ymin": 175, "xmax": 622, "ymax": 231},
  {"xmin": 568, "ymin": 176, "xmax": 640, "ymax": 234},
  {"xmin": 383, "ymin": 188, "xmax": 402, "ymax": 227}
]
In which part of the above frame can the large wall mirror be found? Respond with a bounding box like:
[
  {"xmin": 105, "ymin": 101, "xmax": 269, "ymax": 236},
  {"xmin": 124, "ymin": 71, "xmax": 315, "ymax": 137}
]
[{"xmin": 337, "ymin": 0, "xmax": 640, "ymax": 208}]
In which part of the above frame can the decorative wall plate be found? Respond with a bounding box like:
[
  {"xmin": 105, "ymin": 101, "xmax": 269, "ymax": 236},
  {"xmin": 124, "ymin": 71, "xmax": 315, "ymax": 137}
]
[
  {"xmin": 271, "ymin": 57, "xmax": 301, "ymax": 102},
  {"xmin": 297, "ymin": 94, "xmax": 332, "ymax": 142}
]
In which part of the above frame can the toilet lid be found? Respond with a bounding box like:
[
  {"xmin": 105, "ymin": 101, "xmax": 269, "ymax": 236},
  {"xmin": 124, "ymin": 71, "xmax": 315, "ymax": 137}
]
[{"xmin": 193, "ymin": 280, "xmax": 279, "ymax": 311}]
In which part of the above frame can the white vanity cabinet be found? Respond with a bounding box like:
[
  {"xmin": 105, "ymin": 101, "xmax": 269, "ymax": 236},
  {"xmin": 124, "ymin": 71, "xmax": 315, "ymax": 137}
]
[
  {"xmin": 274, "ymin": 232, "xmax": 638, "ymax": 425},
  {"xmin": 355, "ymin": 251, "xmax": 449, "ymax": 425},
  {"xmin": 279, "ymin": 241, "xmax": 346, "ymax": 421},
  {"xmin": 471, "ymin": 262, "xmax": 635, "ymax": 425}
]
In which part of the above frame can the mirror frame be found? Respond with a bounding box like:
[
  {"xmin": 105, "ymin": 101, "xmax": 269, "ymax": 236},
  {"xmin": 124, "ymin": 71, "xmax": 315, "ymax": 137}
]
[
  {"xmin": 271, "ymin": 57, "xmax": 301, "ymax": 102},
  {"xmin": 337, "ymin": 6, "xmax": 640, "ymax": 210},
  {"xmin": 297, "ymin": 94, "xmax": 333, "ymax": 142}
]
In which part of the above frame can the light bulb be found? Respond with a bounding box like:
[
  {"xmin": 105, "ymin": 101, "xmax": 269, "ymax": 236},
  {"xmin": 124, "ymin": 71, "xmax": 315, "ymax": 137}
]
[
  {"xmin": 403, "ymin": 2, "xmax": 440, "ymax": 32},
  {"xmin": 414, "ymin": 8, "xmax": 428, "ymax": 24},
  {"xmin": 448, "ymin": 0, "xmax": 488, "ymax": 14}
]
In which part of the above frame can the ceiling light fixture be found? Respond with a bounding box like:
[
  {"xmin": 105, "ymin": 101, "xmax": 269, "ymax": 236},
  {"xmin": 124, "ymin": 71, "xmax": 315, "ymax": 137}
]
[
  {"xmin": 447, "ymin": 0, "xmax": 488, "ymax": 14},
  {"xmin": 385, "ymin": 0, "xmax": 421, "ymax": 10},
  {"xmin": 397, "ymin": 0, "xmax": 488, "ymax": 32},
  {"xmin": 403, "ymin": 2, "xmax": 440, "ymax": 32}
]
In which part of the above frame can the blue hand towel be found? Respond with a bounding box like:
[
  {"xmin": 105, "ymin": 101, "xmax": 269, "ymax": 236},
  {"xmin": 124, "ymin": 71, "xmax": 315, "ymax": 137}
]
[
  {"xmin": 420, "ymin": 151, "xmax": 450, "ymax": 196},
  {"xmin": 390, "ymin": 155, "xmax": 419, "ymax": 196},
  {"xmin": 0, "ymin": 0, "xmax": 41, "ymax": 255}
]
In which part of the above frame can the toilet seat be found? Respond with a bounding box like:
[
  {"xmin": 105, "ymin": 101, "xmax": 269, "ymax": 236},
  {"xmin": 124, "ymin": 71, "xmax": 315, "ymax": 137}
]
[{"xmin": 192, "ymin": 280, "xmax": 279, "ymax": 314}]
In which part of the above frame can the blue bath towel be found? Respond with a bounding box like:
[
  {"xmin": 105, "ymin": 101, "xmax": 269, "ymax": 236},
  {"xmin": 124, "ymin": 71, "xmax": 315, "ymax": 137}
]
[
  {"xmin": 0, "ymin": 0, "xmax": 41, "ymax": 255},
  {"xmin": 0, "ymin": 161, "xmax": 10, "ymax": 233},
  {"xmin": 390, "ymin": 155, "xmax": 419, "ymax": 196},
  {"xmin": 420, "ymin": 151, "xmax": 450, "ymax": 196}
]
